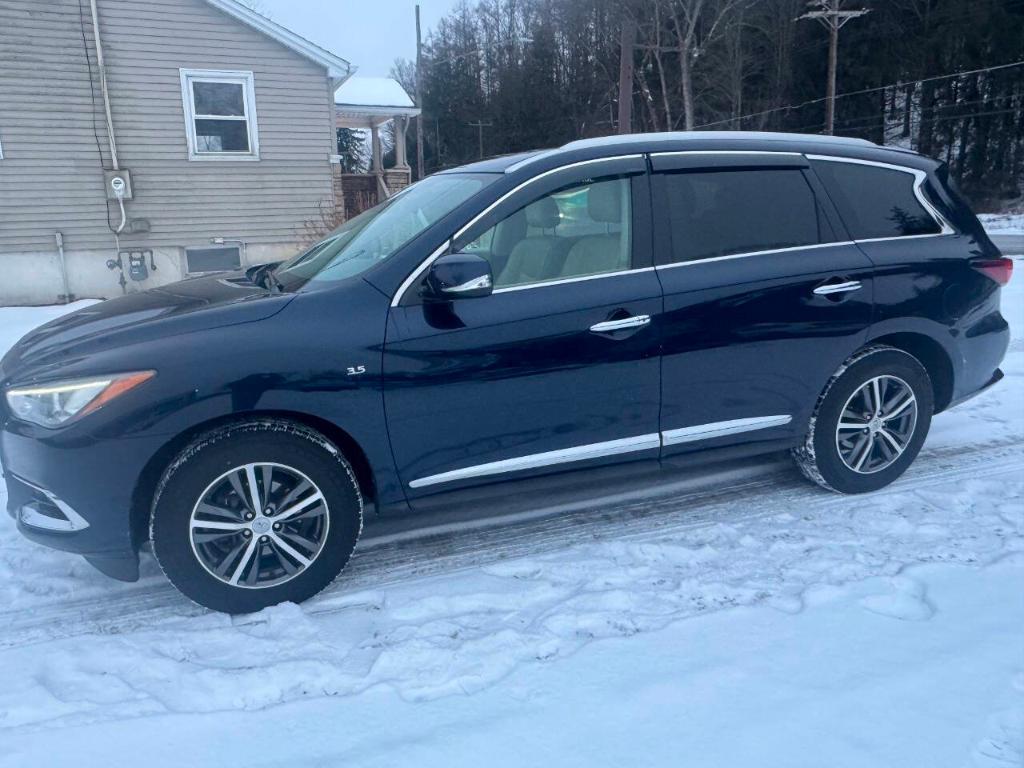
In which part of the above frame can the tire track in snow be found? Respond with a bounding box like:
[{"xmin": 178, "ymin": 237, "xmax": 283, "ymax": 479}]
[{"xmin": 1, "ymin": 437, "xmax": 1020, "ymax": 648}]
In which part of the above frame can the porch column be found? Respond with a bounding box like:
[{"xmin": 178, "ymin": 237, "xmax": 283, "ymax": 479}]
[
  {"xmin": 394, "ymin": 116, "xmax": 409, "ymax": 169},
  {"xmin": 370, "ymin": 124, "xmax": 383, "ymax": 174}
]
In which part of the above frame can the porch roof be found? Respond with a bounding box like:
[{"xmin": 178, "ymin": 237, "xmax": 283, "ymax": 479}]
[{"xmin": 335, "ymin": 77, "xmax": 420, "ymax": 128}]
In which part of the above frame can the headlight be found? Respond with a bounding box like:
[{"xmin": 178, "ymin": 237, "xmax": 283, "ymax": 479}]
[{"xmin": 5, "ymin": 371, "xmax": 155, "ymax": 428}]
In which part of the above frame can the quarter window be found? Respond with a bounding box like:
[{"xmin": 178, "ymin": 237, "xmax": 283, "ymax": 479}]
[
  {"xmin": 811, "ymin": 159, "xmax": 942, "ymax": 240},
  {"xmin": 657, "ymin": 169, "xmax": 825, "ymax": 264},
  {"xmin": 465, "ymin": 176, "xmax": 633, "ymax": 289},
  {"xmin": 179, "ymin": 70, "xmax": 259, "ymax": 160}
]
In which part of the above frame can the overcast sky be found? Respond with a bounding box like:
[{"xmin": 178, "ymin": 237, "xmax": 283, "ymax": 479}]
[{"xmin": 258, "ymin": 0, "xmax": 459, "ymax": 78}]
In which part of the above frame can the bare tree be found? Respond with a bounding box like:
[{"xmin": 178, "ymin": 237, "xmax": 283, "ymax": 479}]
[{"xmin": 668, "ymin": 0, "xmax": 748, "ymax": 129}]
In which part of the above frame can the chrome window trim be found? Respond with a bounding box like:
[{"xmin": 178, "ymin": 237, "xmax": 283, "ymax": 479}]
[
  {"xmin": 390, "ymin": 154, "xmax": 644, "ymax": 307},
  {"xmin": 492, "ymin": 267, "xmax": 656, "ymax": 294},
  {"xmin": 805, "ymin": 153, "xmax": 955, "ymax": 237},
  {"xmin": 853, "ymin": 232, "xmax": 954, "ymax": 245},
  {"xmin": 655, "ymin": 240, "xmax": 857, "ymax": 270},
  {"xmin": 392, "ymin": 240, "xmax": 451, "ymax": 308},
  {"xmin": 409, "ymin": 433, "xmax": 661, "ymax": 489},
  {"xmin": 662, "ymin": 415, "xmax": 792, "ymax": 447},
  {"xmin": 409, "ymin": 414, "xmax": 794, "ymax": 488}
]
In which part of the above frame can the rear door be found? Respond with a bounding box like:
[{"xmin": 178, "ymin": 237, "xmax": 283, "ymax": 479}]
[{"xmin": 651, "ymin": 151, "xmax": 875, "ymax": 454}]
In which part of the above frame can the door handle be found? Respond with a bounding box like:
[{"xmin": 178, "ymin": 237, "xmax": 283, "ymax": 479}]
[
  {"xmin": 813, "ymin": 280, "xmax": 862, "ymax": 296},
  {"xmin": 589, "ymin": 314, "xmax": 651, "ymax": 333}
]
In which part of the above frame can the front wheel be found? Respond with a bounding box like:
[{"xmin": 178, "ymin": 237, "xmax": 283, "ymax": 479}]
[
  {"xmin": 793, "ymin": 346, "xmax": 934, "ymax": 494},
  {"xmin": 151, "ymin": 420, "xmax": 363, "ymax": 613}
]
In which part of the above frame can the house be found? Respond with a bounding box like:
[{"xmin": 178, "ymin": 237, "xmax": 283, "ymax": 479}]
[{"xmin": 0, "ymin": 0, "xmax": 415, "ymax": 305}]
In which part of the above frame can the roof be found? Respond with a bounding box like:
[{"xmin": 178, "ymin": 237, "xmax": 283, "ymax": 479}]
[
  {"xmin": 440, "ymin": 131, "xmax": 933, "ymax": 176},
  {"xmin": 335, "ymin": 77, "xmax": 416, "ymax": 109},
  {"xmin": 203, "ymin": 0, "xmax": 353, "ymax": 83},
  {"xmin": 335, "ymin": 77, "xmax": 420, "ymax": 128},
  {"xmin": 559, "ymin": 130, "xmax": 876, "ymax": 153}
]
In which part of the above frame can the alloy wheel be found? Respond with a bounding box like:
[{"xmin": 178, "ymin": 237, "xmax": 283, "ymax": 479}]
[
  {"xmin": 189, "ymin": 462, "xmax": 330, "ymax": 589},
  {"xmin": 835, "ymin": 374, "xmax": 918, "ymax": 475}
]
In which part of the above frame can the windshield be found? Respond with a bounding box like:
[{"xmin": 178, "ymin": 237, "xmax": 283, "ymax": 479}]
[{"xmin": 272, "ymin": 173, "xmax": 496, "ymax": 291}]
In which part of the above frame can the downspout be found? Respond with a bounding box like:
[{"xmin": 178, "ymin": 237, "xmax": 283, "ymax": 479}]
[
  {"xmin": 89, "ymin": 0, "xmax": 119, "ymax": 170},
  {"xmin": 55, "ymin": 232, "xmax": 73, "ymax": 304}
]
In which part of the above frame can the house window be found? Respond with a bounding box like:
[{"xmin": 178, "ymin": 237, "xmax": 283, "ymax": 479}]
[{"xmin": 179, "ymin": 69, "xmax": 259, "ymax": 160}]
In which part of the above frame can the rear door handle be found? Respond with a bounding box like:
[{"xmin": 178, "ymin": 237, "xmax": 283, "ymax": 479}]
[
  {"xmin": 589, "ymin": 315, "xmax": 651, "ymax": 333},
  {"xmin": 813, "ymin": 280, "xmax": 862, "ymax": 296}
]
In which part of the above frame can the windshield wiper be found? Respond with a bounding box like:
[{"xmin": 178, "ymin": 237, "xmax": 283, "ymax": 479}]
[
  {"xmin": 264, "ymin": 265, "xmax": 285, "ymax": 293},
  {"xmin": 247, "ymin": 262, "xmax": 284, "ymax": 293}
]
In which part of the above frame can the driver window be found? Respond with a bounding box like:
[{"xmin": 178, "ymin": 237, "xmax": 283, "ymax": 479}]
[{"xmin": 464, "ymin": 176, "xmax": 632, "ymax": 289}]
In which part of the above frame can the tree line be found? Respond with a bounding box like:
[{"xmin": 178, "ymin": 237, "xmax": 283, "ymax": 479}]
[{"xmin": 392, "ymin": 0, "xmax": 1024, "ymax": 208}]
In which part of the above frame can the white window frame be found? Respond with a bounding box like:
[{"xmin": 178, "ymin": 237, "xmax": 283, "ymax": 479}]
[{"xmin": 179, "ymin": 69, "xmax": 260, "ymax": 161}]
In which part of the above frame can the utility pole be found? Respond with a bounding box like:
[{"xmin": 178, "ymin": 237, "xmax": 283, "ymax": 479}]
[
  {"xmin": 799, "ymin": 0, "xmax": 869, "ymax": 135},
  {"xmin": 468, "ymin": 120, "xmax": 492, "ymax": 158},
  {"xmin": 616, "ymin": 10, "xmax": 636, "ymax": 134},
  {"xmin": 415, "ymin": 4, "xmax": 424, "ymax": 180}
]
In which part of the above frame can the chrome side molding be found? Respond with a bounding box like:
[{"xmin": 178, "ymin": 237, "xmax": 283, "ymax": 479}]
[
  {"xmin": 409, "ymin": 414, "xmax": 794, "ymax": 488},
  {"xmin": 409, "ymin": 433, "xmax": 662, "ymax": 488},
  {"xmin": 661, "ymin": 415, "xmax": 792, "ymax": 446}
]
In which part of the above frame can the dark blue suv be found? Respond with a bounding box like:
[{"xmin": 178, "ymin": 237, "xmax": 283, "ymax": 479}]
[{"xmin": 1, "ymin": 132, "xmax": 1011, "ymax": 613}]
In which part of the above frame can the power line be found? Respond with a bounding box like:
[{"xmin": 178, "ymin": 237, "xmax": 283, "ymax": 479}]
[{"xmin": 695, "ymin": 59, "xmax": 1024, "ymax": 130}]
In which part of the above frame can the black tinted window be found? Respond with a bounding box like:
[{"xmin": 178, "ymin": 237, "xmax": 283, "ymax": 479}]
[
  {"xmin": 811, "ymin": 160, "xmax": 942, "ymax": 240},
  {"xmin": 659, "ymin": 169, "xmax": 823, "ymax": 263}
]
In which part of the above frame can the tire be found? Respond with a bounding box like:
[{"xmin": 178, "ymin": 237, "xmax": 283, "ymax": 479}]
[
  {"xmin": 793, "ymin": 346, "xmax": 934, "ymax": 494},
  {"xmin": 151, "ymin": 419, "xmax": 363, "ymax": 614}
]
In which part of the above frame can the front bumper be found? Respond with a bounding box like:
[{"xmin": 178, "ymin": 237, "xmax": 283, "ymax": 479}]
[{"xmin": 0, "ymin": 423, "xmax": 159, "ymax": 582}]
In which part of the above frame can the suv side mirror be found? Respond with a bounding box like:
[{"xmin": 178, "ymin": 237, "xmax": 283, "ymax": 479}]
[{"xmin": 424, "ymin": 253, "xmax": 493, "ymax": 300}]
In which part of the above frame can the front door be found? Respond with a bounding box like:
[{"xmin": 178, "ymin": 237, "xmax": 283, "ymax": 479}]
[
  {"xmin": 650, "ymin": 152, "xmax": 875, "ymax": 455},
  {"xmin": 383, "ymin": 157, "xmax": 663, "ymax": 497}
]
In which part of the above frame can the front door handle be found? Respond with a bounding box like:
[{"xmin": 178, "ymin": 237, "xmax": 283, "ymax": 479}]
[
  {"xmin": 589, "ymin": 314, "xmax": 651, "ymax": 333},
  {"xmin": 813, "ymin": 280, "xmax": 862, "ymax": 296}
]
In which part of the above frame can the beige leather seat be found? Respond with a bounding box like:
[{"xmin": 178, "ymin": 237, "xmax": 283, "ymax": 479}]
[
  {"xmin": 497, "ymin": 197, "xmax": 563, "ymax": 286},
  {"xmin": 560, "ymin": 181, "xmax": 629, "ymax": 278}
]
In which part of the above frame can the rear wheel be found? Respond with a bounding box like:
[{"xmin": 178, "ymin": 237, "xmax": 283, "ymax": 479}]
[
  {"xmin": 151, "ymin": 420, "xmax": 362, "ymax": 613},
  {"xmin": 793, "ymin": 346, "xmax": 934, "ymax": 494}
]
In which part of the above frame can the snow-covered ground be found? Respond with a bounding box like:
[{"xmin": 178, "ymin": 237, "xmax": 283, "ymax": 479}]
[
  {"xmin": 0, "ymin": 274, "xmax": 1021, "ymax": 766},
  {"xmin": 979, "ymin": 212, "xmax": 1024, "ymax": 234}
]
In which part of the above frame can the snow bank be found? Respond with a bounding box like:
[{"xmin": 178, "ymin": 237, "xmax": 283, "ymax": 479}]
[{"xmin": 979, "ymin": 212, "xmax": 1024, "ymax": 234}]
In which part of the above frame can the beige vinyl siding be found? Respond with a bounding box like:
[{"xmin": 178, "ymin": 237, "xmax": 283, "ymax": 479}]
[
  {"xmin": 0, "ymin": 0, "xmax": 335, "ymax": 254},
  {"xmin": 0, "ymin": 0, "xmax": 112, "ymax": 252}
]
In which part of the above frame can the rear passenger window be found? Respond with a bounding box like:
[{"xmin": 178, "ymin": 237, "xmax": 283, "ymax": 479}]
[
  {"xmin": 811, "ymin": 159, "xmax": 942, "ymax": 240},
  {"xmin": 658, "ymin": 169, "xmax": 825, "ymax": 263},
  {"xmin": 464, "ymin": 176, "xmax": 632, "ymax": 289}
]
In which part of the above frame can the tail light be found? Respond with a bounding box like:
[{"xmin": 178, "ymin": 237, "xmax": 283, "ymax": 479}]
[{"xmin": 970, "ymin": 257, "xmax": 1014, "ymax": 286}]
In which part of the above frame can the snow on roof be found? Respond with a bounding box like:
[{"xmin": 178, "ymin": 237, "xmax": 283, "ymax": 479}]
[{"xmin": 335, "ymin": 77, "xmax": 415, "ymax": 109}]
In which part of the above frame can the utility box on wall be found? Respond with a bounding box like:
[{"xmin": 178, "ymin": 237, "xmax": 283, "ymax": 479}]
[{"xmin": 103, "ymin": 169, "xmax": 133, "ymax": 200}]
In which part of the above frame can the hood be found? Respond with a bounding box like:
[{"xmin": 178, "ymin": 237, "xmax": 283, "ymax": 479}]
[{"xmin": 1, "ymin": 274, "xmax": 294, "ymax": 383}]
